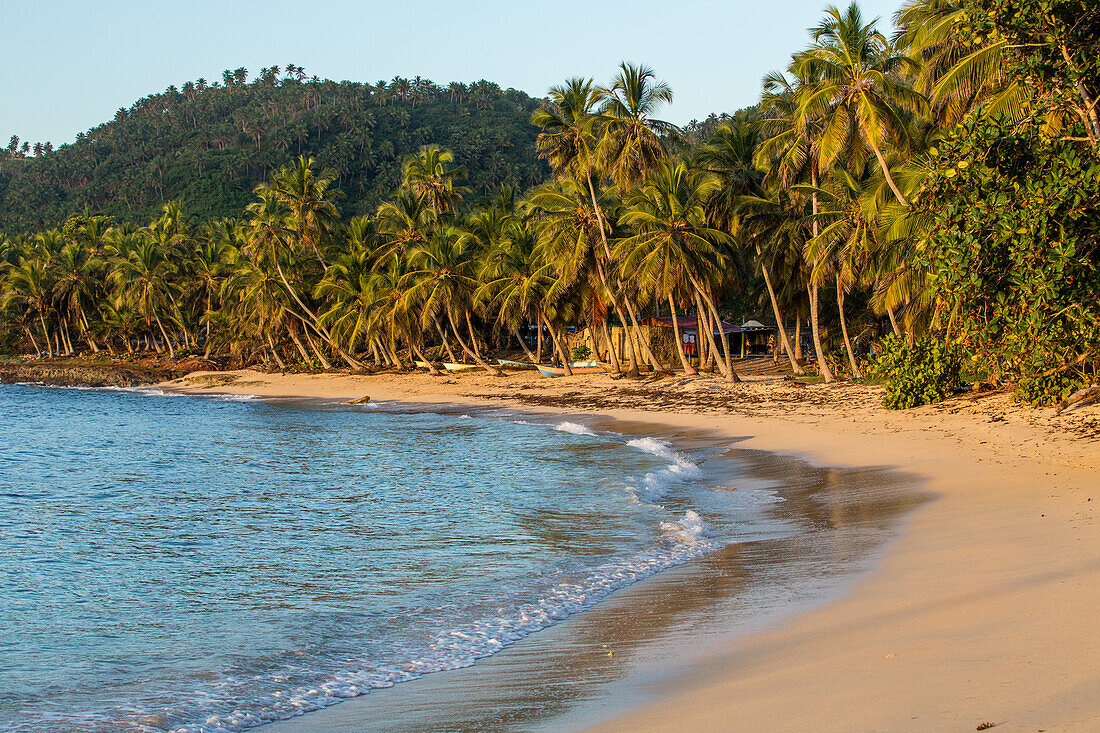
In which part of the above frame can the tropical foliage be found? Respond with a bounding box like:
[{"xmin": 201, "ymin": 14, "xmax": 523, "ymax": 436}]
[
  {"xmin": 2, "ymin": 0, "xmax": 1097, "ymax": 408},
  {"xmin": 0, "ymin": 69, "xmax": 548, "ymax": 233}
]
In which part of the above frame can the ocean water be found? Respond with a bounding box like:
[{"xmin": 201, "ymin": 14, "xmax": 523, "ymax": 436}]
[{"xmin": 0, "ymin": 384, "xmax": 785, "ymax": 732}]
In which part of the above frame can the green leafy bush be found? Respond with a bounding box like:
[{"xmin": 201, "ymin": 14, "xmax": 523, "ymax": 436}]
[
  {"xmin": 869, "ymin": 335, "xmax": 962, "ymax": 410},
  {"xmin": 570, "ymin": 344, "xmax": 592, "ymax": 361}
]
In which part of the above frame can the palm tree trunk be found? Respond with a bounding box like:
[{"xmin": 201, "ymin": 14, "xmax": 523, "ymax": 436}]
[
  {"xmin": 304, "ymin": 330, "xmax": 333, "ymax": 369},
  {"xmin": 535, "ymin": 321, "xmax": 543, "ymax": 363},
  {"xmin": 78, "ymin": 305, "xmax": 99, "ymax": 353},
  {"xmin": 707, "ymin": 292, "xmax": 739, "ymax": 383},
  {"xmin": 543, "ymin": 315, "xmax": 573, "ymax": 376},
  {"xmin": 446, "ymin": 307, "xmax": 503, "ymax": 375},
  {"xmin": 265, "ymin": 331, "xmax": 287, "ymax": 369},
  {"xmin": 757, "ymin": 247, "xmax": 804, "ymax": 375},
  {"xmin": 587, "ymin": 176, "xmax": 640, "ymax": 376},
  {"xmin": 288, "ymin": 325, "xmax": 312, "ymax": 363},
  {"xmin": 511, "ymin": 326, "xmax": 538, "ymax": 363},
  {"xmin": 870, "ymin": 142, "xmax": 908, "ymax": 206},
  {"xmin": 432, "ymin": 317, "xmax": 459, "ymax": 363},
  {"xmin": 599, "ymin": 318, "xmax": 619, "ymax": 372},
  {"xmin": 24, "ymin": 326, "xmax": 42, "ymax": 357},
  {"xmin": 410, "ymin": 338, "xmax": 443, "ymax": 375},
  {"xmin": 464, "ymin": 311, "xmax": 485, "ymax": 360},
  {"xmin": 794, "ymin": 315, "xmax": 803, "ymax": 361},
  {"xmin": 837, "ymin": 277, "xmax": 861, "ymax": 378},
  {"xmin": 695, "ymin": 310, "xmax": 708, "ymax": 370},
  {"xmin": 809, "ymin": 189, "xmax": 835, "ymax": 382},
  {"xmin": 692, "ymin": 290, "xmax": 729, "ymax": 379},
  {"xmin": 622, "ymin": 295, "xmax": 667, "ymax": 372},
  {"xmin": 203, "ymin": 291, "xmax": 213, "ymax": 357},
  {"xmin": 887, "ymin": 305, "xmax": 901, "ymax": 337},
  {"xmin": 692, "ymin": 279, "xmax": 739, "ymax": 382},
  {"xmin": 808, "ymin": 279, "xmax": 833, "ymax": 381},
  {"xmin": 668, "ymin": 292, "xmax": 696, "ymax": 375},
  {"xmin": 152, "ymin": 308, "xmax": 175, "ymax": 359}
]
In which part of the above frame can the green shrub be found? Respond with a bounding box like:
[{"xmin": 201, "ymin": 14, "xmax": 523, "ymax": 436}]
[
  {"xmin": 570, "ymin": 343, "xmax": 591, "ymax": 361},
  {"xmin": 869, "ymin": 335, "xmax": 962, "ymax": 410}
]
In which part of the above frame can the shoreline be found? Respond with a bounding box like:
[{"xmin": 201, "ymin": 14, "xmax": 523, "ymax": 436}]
[{"xmin": 160, "ymin": 368, "xmax": 1100, "ymax": 731}]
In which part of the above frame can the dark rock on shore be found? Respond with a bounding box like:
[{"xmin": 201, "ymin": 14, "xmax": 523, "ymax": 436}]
[{"xmin": 0, "ymin": 360, "xmax": 198, "ymax": 388}]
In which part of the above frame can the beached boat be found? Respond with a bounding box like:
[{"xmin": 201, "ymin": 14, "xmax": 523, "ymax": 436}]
[
  {"xmin": 535, "ymin": 360, "xmax": 609, "ymax": 377},
  {"xmin": 443, "ymin": 362, "xmax": 481, "ymax": 373},
  {"xmin": 496, "ymin": 359, "xmax": 537, "ymax": 370},
  {"xmin": 413, "ymin": 360, "xmax": 433, "ymax": 370}
]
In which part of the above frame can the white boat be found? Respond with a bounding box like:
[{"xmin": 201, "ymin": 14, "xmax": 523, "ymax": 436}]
[
  {"xmin": 496, "ymin": 359, "xmax": 537, "ymax": 370},
  {"xmin": 443, "ymin": 362, "xmax": 481, "ymax": 372}
]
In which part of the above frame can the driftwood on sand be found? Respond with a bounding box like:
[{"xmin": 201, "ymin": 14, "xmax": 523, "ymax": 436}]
[{"xmin": 1054, "ymin": 385, "xmax": 1100, "ymax": 415}]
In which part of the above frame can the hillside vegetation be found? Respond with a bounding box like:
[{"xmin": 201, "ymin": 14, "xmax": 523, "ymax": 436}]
[{"xmin": 0, "ymin": 68, "xmax": 550, "ymax": 232}]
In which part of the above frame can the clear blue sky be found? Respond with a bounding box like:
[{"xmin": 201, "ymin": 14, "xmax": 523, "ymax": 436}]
[{"xmin": 3, "ymin": 0, "xmax": 901, "ymax": 146}]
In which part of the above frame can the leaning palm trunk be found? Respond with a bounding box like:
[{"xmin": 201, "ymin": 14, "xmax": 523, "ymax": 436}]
[
  {"xmin": 837, "ymin": 277, "xmax": 862, "ymax": 378},
  {"xmin": 692, "ymin": 279, "xmax": 740, "ymax": 383},
  {"xmin": 870, "ymin": 142, "xmax": 908, "ymax": 206},
  {"xmin": 809, "ymin": 190, "xmax": 834, "ymax": 382},
  {"xmin": 23, "ymin": 326, "xmax": 42, "ymax": 357},
  {"xmin": 692, "ymin": 290, "xmax": 730, "ymax": 380},
  {"xmin": 667, "ymin": 292, "xmax": 696, "ymax": 375},
  {"xmin": 432, "ymin": 317, "xmax": 459, "ymax": 363},
  {"xmin": 304, "ymin": 330, "xmax": 332, "ymax": 369},
  {"xmin": 273, "ymin": 258, "xmax": 361, "ymax": 368},
  {"xmin": 587, "ymin": 176, "xmax": 640, "ymax": 377},
  {"xmin": 543, "ymin": 315, "xmax": 573, "ymax": 376},
  {"xmin": 288, "ymin": 326, "xmax": 312, "ymax": 364},
  {"xmin": 151, "ymin": 306, "xmax": 176, "ymax": 359},
  {"xmin": 599, "ymin": 319, "xmax": 620, "ymax": 373},
  {"xmin": 757, "ymin": 247, "xmax": 804, "ymax": 376},
  {"xmin": 886, "ymin": 306, "xmax": 901, "ymax": 337},
  {"xmin": 511, "ymin": 326, "xmax": 539, "ymax": 364},
  {"xmin": 410, "ymin": 338, "xmax": 443, "ymax": 376},
  {"xmin": 622, "ymin": 296, "xmax": 667, "ymax": 373},
  {"xmin": 464, "ymin": 311, "xmax": 486, "ymax": 361},
  {"xmin": 446, "ymin": 307, "xmax": 503, "ymax": 375},
  {"xmin": 265, "ymin": 332, "xmax": 287, "ymax": 370},
  {"xmin": 807, "ymin": 279, "xmax": 833, "ymax": 381}
]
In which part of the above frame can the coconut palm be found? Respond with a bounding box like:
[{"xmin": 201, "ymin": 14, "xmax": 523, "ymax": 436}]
[
  {"xmin": 795, "ymin": 3, "xmax": 925, "ymax": 205},
  {"xmin": 110, "ymin": 237, "xmax": 179, "ymax": 358},
  {"xmin": 2, "ymin": 258, "xmax": 54, "ymax": 356},
  {"xmin": 698, "ymin": 117, "xmax": 807, "ymax": 376},
  {"xmin": 403, "ymin": 228, "xmax": 503, "ymax": 375},
  {"xmin": 261, "ymin": 155, "xmax": 340, "ymax": 269},
  {"xmin": 617, "ymin": 161, "xmax": 739, "ymax": 379},
  {"xmin": 756, "ymin": 67, "xmax": 837, "ymax": 381},
  {"xmin": 401, "ymin": 145, "xmax": 468, "ymax": 217}
]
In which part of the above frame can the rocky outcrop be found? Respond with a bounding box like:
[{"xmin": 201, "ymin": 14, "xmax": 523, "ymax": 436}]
[{"xmin": 0, "ymin": 361, "xmax": 184, "ymax": 388}]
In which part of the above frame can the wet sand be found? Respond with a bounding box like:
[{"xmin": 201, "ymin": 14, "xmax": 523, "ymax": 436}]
[{"xmin": 162, "ymin": 368, "xmax": 1100, "ymax": 732}]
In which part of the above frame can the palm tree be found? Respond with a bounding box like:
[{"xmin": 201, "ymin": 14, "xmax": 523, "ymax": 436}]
[
  {"xmin": 893, "ymin": 0, "xmax": 1025, "ymax": 127},
  {"xmin": 401, "ymin": 145, "xmax": 468, "ymax": 217},
  {"xmin": 2, "ymin": 258, "xmax": 54, "ymax": 356},
  {"xmin": 617, "ymin": 161, "xmax": 739, "ymax": 379},
  {"xmin": 532, "ymin": 78, "xmax": 636, "ymax": 375},
  {"xmin": 597, "ymin": 63, "xmax": 680, "ymax": 188},
  {"xmin": 756, "ymin": 67, "xmax": 837, "ymax": 381},
  {"xmin": 51, "ymin": 241, "xmax": 102, "ymax": 352},
  {"xmin": 476, "ymin": 220, "xmax": 551, "ymax": 364},
  {"xmin": 698, "ymin": 117, "xmax": 807, "ymax": 375},
  {"xmin": 403, "ymin": 228, "xmax": 504, "ymax": 375},
  {"xmin": 110, "ymin": 237, "xmax": 179, "ymax": 358},
  {"xmin": 261, "ymin": 156, "xmax": 340, "ymax": 269},
  {"xmin": 795, "ymin": 3, "xmax": 925, "ymax": 205}
]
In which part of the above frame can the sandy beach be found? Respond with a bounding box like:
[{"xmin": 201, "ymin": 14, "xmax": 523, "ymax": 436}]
[{"xmin": 163, "ymin": 367, "xmax": 1100, "ymax": 732}]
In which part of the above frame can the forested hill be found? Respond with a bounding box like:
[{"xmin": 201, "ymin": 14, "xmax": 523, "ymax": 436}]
[{"xmin": 0, "ymin": 68, "xmax": 551, "ymax": 233}]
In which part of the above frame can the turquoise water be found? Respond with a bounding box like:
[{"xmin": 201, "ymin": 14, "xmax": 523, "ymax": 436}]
[{"xmin": 0, "ymin": 385, "xmax": 782, "ymax": 732}]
